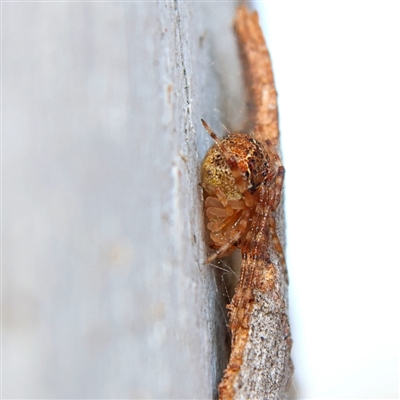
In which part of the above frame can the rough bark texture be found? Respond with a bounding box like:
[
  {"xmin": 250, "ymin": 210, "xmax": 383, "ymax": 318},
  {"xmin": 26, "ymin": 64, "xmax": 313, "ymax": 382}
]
[
  {"xmin": 2, "ymin": 2, "xmax": 245, "ymax": 398},
  {"xmin": 218, "ymin": 7, "xmax": 293, "ymax": 400}
]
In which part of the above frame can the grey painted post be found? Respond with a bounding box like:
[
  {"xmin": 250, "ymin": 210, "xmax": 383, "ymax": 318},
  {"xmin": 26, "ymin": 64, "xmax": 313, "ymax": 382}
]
[{"xmin": 2, "ymin": 2, "xmax": 247, "ymax": 398}]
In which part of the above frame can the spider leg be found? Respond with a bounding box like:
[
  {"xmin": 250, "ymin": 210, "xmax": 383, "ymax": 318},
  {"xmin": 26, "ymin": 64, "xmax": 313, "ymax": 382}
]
[
  {"xmin": 207, "ymin": 211, "xmax": 241, "ymax": 235},
  {"xmin": 240, "ymin": 186, "xmax": 271, "ymax": 287},
  {"xmin": 269, "ymin": 165, "xmax": 285, "ymax": 211},
  {"xmin": 206, "ymin": 209, "xmax": 250, "ymax": 263},
  {"xmin": 268, "ymin": 215, "xmax": 288, "ymax": 284},
  {"xmin": 264, "ymin": 142, "xmax": 285, "ymax": 211},
  {"xmin": 241, "ymin": 187, "xmax": 269, "ymax": 257},
  {"xmin": 265, "ymin": 149, "xmax": 285, "ymax": 264},
  {"xmin": 268, "ymin": 216, "xmax": 286, "ymax": 265}
]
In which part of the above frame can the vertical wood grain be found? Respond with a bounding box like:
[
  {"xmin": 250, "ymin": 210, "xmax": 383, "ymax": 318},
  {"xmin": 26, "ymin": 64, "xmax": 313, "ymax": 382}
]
[{"xmin": 2, "ymin": 2, "xmax": 245, "ymax": 398}]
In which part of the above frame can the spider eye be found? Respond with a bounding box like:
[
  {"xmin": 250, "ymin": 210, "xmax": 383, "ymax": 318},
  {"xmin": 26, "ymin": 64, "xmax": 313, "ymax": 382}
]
[{"xmin": 249, "ymin": 181, "xmax": 260, "ymax": 192}]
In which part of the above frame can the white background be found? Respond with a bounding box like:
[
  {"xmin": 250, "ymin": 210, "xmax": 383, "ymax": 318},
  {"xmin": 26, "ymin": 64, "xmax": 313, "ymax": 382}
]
[{"xmin": 256, "ymin": 1, "xmax": 399, "ymax": 398}]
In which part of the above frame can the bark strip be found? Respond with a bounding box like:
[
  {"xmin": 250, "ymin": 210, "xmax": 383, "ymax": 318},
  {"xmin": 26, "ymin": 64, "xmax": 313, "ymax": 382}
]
[{"xmin": 218, "ymin": 6, "xmax": 293, "ymax": 400}]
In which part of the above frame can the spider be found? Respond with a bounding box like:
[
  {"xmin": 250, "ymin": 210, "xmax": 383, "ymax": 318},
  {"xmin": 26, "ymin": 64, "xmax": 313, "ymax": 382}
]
[{"xmin": 201, "ymin": 119, "xmax": 285, "ymax": 267}]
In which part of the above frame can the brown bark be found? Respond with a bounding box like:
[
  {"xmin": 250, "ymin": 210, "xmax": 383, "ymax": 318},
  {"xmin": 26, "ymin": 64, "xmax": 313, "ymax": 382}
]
[{"xmin": 218, "ymin": 6, "xmax": 293, "ymax": 400}]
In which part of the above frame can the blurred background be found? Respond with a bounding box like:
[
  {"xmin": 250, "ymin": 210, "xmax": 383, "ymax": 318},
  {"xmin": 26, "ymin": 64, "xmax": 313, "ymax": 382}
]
[
  {"xmin": 2, "ymin": 1, "xmax": 399, "ymax": 399},
  {"xmin": 2, "ymin": 2, "xmax": 237, "ymax": 398},
  {"xmin": 256, "ymin": 1, "xmax": 399, "ymax": 398}
]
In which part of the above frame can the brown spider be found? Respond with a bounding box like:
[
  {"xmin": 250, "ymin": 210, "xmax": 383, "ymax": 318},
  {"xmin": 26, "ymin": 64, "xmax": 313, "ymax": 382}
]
[
  {"xmin": 204, "ymin": 6, "xmax": 293, "ymax": 398},
  {"xmin": 201, "ymin": 119, "xmax": 285, "ymax": 267}
]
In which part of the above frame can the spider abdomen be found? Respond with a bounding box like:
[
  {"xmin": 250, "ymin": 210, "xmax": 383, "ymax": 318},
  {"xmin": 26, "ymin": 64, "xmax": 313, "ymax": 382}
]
[{"xmin": 202, "ymin": 133, "xmax": 269, "ymax": 200}]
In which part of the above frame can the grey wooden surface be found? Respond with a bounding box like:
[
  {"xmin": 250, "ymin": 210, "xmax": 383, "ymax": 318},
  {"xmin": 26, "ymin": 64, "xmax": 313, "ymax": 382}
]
[{"xmin": 2, "ymin": 2, "xmax": 247, "ymax": 398}]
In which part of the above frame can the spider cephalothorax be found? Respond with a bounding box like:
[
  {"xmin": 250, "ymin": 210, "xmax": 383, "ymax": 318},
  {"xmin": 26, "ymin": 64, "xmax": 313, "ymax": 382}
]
[{"xmin": 201, "ymin": 119, "xmax": 284, "ymax": 264}]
